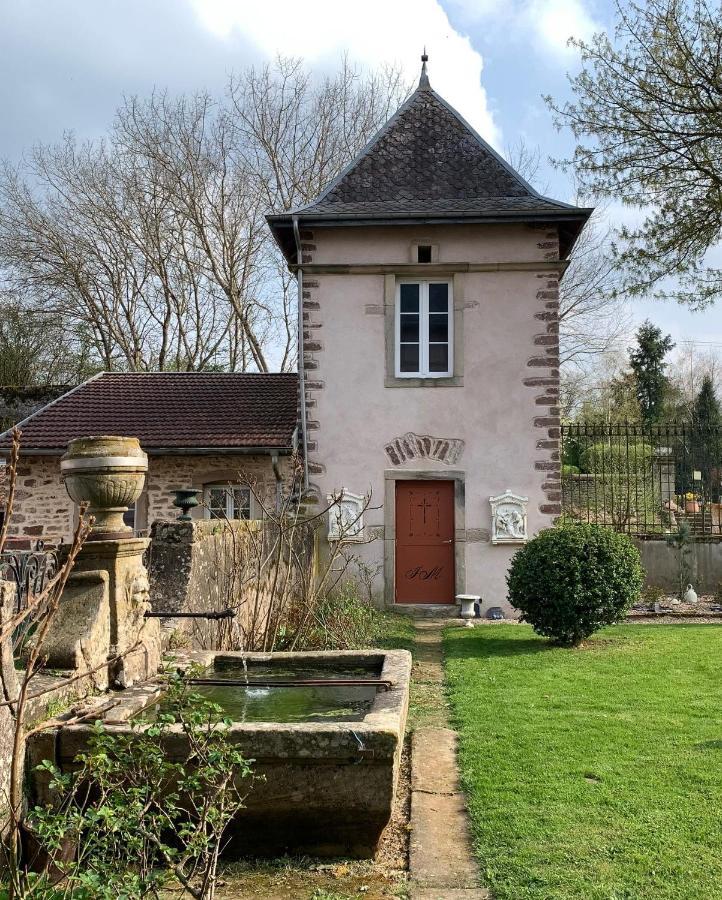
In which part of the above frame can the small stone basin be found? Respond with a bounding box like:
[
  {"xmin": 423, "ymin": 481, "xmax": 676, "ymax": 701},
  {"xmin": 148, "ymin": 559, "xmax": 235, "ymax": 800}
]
[{"xmin": 27, "ymin": 649, "xmax": 411, "ymax": 858}]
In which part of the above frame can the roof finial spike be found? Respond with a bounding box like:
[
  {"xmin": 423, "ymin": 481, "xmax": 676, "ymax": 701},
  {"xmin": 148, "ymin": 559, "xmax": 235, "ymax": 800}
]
[{"xmin": 419, "ymin": 48, "xmax": 430, "ymax": 90}]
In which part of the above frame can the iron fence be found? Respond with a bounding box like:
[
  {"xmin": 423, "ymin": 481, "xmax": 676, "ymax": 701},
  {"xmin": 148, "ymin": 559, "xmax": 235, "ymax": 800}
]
[
  {"xmin": 561, "ymin": 423, "xmax": 722, "ymax": 537},
  {"xmin": 0, "ymin": 540, "xmax": 59, "ymax": 614}
]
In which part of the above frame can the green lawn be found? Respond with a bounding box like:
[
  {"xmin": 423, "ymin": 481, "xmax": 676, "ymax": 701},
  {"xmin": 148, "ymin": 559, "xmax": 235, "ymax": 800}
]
[{"xmin": 444, "ymin": 624, "xmax": 722, "ymax": 900}]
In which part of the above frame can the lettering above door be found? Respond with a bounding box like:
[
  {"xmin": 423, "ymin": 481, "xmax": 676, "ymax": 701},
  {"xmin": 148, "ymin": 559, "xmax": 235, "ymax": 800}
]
[{"xmin": 395, "ymin": 480, "xmax": 455, "ymax": 604}]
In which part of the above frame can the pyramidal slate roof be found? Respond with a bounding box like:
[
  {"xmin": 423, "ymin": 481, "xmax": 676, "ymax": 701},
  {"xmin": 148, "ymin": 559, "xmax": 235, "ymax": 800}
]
[
  {"xmin": 0, "ymin": 372, "xmax": 299, "ymax": 454},
  {"xmin": 268, "ymin": 60, "xmax": 591, "ymax": 261}
]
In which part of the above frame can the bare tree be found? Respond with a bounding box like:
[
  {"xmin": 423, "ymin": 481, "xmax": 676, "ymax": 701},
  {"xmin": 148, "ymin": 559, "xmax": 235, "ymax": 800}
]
[
  {"xmin": 0, "ymin": 58, "xmax": 407, "ymax": 375},
  {"xmin": 559, "ymin": 210, "xmax": 632, "ymax": 368},
  {"xmin": 230, "ymin": 55, "xmax": 407, "ymax": 213},
  {"xmin": 506, "ymin": 140, "xmax": 631, "ymax": 372}
]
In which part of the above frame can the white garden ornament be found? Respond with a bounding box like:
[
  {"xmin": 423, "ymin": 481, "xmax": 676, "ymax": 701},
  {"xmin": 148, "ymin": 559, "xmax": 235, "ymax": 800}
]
[
  {"xmin": 489, "ymin": 489, "xmax": 529, "ymax": 544},
  {"xmin": 327, "ymin": 490, "xmax": 365, "ymax": 542}
]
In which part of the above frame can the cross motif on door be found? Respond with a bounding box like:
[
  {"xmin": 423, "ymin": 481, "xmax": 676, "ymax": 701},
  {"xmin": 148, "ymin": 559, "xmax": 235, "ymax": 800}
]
[{"xmin": 416, "ymin": 496, "xmax": 434, "ymax": 524}]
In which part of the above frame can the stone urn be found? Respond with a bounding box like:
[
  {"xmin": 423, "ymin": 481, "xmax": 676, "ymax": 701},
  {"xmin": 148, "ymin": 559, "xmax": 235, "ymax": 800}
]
[
  {"xmin": 61, "ymin": 436, "xmax": 148, "ymax": 539},
  {"xmin": 457, "ymin": 594, "xmax": 480, "ymax": 628}
]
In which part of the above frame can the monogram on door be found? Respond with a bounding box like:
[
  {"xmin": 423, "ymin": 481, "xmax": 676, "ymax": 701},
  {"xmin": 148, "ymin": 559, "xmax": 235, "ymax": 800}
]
[{"xmin": 395, "ymin": 480, "xmax": 455, "ymax": 604}]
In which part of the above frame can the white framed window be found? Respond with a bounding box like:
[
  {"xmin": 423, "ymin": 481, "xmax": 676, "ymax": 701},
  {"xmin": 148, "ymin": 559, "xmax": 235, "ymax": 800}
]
[
  {"xmin": 204, "ymin": 484, "xmax": 253, "ymax": 520},
  {"xmin": 395, "ymin": 280, "xmax": 453, "ymax": 378}
]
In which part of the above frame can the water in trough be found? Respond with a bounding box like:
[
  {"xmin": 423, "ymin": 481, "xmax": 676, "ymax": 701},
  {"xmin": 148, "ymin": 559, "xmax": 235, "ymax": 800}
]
[{"xmin": 147, "ymin": 662, "xmax": 381, "ymax": 723}]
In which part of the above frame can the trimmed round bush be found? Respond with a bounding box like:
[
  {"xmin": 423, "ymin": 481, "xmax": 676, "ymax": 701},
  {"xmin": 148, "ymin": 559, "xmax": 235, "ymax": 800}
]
[{"xmin": 507, "ymin": 523, "xmax": 644, "ymax": 646}]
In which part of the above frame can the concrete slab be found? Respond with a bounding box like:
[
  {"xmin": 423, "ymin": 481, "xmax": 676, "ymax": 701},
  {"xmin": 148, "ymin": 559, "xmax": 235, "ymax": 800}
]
[
  {"xmin": 410, "ymin": 792, "xmax": 480, "ymax": 889},
  {"xmin": 412, "ymin": 889, "xmax": 491, "ymax": 899},
  {"xmin": 412, "ymin": 728, "xmax": 460, "ymax": 795}
]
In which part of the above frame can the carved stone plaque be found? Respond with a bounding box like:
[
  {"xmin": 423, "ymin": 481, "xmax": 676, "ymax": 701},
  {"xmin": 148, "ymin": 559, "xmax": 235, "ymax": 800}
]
[
  {"xmin": 327, "ymin": 490, "xmax": 365, "ymax": 542},
  {"xmin": 384, "ymin": 432, "xmax": 464, "ymax": 466},
  {"xmin": 489, "ymin": 489, "xmax": 528, "ymax": 544}
]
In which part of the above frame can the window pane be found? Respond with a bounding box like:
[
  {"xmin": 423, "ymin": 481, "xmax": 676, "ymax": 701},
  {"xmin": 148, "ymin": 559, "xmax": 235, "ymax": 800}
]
[
  {"xmin": 400, "ymin": 343, "xmax": 420, "ymax": 372},
  {"xmin": 232, "ymin": 488, "xmax": 251, "ymax": 520},
  {"xmin": 207, "ymin": 488, "xmax": 226, "ymax": 519},
  {"xmin": 429, "ymin": 283, "xmax": 448, "ymax": 312},
  {"xmin": 428, "ymin": 344, "xmax": 449, "ymax": 372},
  {"xmin": 400, "ymin": 283, "xmax": 420, "ymax": 313},
  {"xmin": 400, "ymin": 314, "xmax": 419, "ymax": 342},
  {"xmin": 429, "ymin": 313, "xmax": 448, "ymax": 343}
]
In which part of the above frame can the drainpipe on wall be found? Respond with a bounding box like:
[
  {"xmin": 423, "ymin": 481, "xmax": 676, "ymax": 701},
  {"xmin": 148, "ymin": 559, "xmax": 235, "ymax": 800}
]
[
  {"xmin": 292, "ymin": 215, "xmax": 310, "ymax": 494},
  {"xmin": 270, "ymin": 451, "xmax": 282, "ymax": 512}
]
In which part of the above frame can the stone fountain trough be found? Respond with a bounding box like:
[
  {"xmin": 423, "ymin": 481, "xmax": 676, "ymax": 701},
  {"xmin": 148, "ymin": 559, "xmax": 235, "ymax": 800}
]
[{"xmin": 28, "ymin": 648, "xmax": 411, "ymax": 858}]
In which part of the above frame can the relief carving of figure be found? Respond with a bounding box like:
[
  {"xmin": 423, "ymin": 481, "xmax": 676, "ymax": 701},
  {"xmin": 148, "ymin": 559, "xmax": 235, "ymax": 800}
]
[
  {"xmin": 496, "ymin": 509, "xmax": 525, "ymax": 539},
  {"xmin": 489, "ymin": 489, "xmax": 529, "ymax": 544}
]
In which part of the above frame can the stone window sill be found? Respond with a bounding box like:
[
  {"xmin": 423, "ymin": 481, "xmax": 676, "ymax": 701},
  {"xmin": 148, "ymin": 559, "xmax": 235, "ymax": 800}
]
[{"xmin": 384, "ymin": 376, "xmax": 464, "ymax": 388}]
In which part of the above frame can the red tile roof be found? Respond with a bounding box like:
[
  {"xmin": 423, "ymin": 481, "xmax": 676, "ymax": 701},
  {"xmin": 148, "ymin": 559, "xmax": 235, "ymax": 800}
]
[{"xmin": 0, "ymin": 372, "xmax": 299, "ymax": 453}]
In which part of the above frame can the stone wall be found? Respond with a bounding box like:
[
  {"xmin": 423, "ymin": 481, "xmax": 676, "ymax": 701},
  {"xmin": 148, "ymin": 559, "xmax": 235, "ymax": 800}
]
[
  {"xmin": 636, "ymin": 537, "xmax": 722, "ymax": 594},
  {"xmin": 148, "ymin": 518, "xmax": 315, "ymax": 650},
  {"xmin": 7, "ymin": 453, "xmax": 293, "ymax": 543},
  {"xmin": 10, "ymin": 455, "xmax": 74, "ymax": 541},
  {"xmin": 148, "ymin": 519, "xmax": 254, "ymax": 632}
]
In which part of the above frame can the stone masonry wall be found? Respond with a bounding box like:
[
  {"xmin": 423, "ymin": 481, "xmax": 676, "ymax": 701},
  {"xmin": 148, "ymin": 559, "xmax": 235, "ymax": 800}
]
[
  {"xmin": 148, "ymin": 518, "xmax": 314, "ymax": 650},
  {"xmin": 144, "ymin": 453, "xmax": 295, "ymax": 524},
  {"xmin": 526, "ymin": 227, "xmax": 562, "ymax": 521},
  {"xmin": 7, "ymin": 453, "xmax": 294, "ymax": 543},
  {"xmin": 9, "ymin": 455, "xmax": 75, "ymax": 541}
]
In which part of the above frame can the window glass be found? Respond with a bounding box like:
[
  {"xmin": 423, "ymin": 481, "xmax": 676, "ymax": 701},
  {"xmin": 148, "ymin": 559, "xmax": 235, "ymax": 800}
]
[
  {"xmin": 207, "ymin": 487, "xmax": 228, "ymax": 519},
  {"xmin": 417, "ymin": 245, "xmax": 432, "ymax": 263},
  {"xmin": 231, "ymin": 487, "xmax": 251, "ymax": 520},
  {"xmin": 400, "ymin": 343, "xmax": 420, "ymax": 372},
  {"xmin": 428, "ymin": 283, "xmax": 448, "ymax": 312},
  {"xmin": 428, "ymin": 314, "xmax": 448, "ymax": 343},
  {"xmin": 400, "ymin": 315, "xmax": 420, "ymax": 342},
  {"xmin": 428, "ymin": 344, "xmax": 449, "ymax": 372},
  {"xmin": 399, "ymin": 283, "xmax": 420, "ymax": 312}
]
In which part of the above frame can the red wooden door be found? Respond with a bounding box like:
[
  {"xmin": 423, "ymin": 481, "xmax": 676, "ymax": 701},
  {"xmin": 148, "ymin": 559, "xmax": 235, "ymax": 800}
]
[{"xmin": 395, "ymin": 480, "xmax": 455, "ymax": 604}]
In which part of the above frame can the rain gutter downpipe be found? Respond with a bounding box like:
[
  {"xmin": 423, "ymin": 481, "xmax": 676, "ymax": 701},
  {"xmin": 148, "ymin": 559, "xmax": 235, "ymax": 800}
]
[{"xmin": 292, "ymin": 215, "xmax": 310, "ymax": 494}]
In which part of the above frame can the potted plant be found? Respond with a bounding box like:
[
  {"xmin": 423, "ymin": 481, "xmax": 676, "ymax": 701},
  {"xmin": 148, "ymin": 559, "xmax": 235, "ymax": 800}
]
[{"xmin": 684, "ymin": 491, "xmax": 700, "ymax": 514}]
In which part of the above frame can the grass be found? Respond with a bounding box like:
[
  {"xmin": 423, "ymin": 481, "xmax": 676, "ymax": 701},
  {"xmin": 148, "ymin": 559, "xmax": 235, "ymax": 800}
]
[
  {"xmin": 371, "ymin": 611, "xmax": 416, "ymax": 655},
  {"xmin": 444, "ymin": 624, "xmax": 722, "ymax": 900}
]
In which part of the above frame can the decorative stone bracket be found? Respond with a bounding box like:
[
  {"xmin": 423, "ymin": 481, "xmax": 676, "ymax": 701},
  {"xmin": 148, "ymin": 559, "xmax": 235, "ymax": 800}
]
[{"xmin": 490, "ymin": 489, "xmax": 529, "ymax": 544}]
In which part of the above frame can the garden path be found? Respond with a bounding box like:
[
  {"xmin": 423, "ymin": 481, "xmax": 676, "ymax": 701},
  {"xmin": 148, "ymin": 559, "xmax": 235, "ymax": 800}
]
[{"xmin": 409, "ymin": 620, "xmax": 489, "ymax": 899}]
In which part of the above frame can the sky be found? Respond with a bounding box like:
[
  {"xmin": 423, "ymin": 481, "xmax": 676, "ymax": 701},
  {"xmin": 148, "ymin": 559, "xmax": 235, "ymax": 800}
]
[{"xmin": 1, "ymin": 0, "xmax": 720, "ymax": 361}]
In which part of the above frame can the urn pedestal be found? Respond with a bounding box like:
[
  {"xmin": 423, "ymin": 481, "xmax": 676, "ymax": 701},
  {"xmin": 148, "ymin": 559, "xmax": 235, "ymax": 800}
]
[{"xmin": 48, "ymin": 435, "xmax": 160, "ymax": 688}]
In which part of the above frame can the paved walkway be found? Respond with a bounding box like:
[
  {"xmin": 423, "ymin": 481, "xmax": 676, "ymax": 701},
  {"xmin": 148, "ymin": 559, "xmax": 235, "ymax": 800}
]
[{"xmin": 409, "ymin": 621, "xmax": 489, "ymax": 900}]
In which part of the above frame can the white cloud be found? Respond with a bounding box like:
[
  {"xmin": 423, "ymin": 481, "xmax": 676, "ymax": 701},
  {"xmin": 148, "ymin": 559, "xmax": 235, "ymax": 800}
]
[
  {"xmin": 447, "ymin": 0, "xmax": 602, "ymax": 57},
  {"xmin": 527, "ymin": 0, "xmax": 600, "ymax": 54},
  {"xmin": 188, "ymin": 0, "xmax": 501, "ymax": 146}
]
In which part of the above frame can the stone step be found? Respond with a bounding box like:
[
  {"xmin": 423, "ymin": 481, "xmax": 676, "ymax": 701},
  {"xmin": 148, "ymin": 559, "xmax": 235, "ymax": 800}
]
[{"xmin": 392, "ymin": 604, "xmax": 461, "ymax": 619}]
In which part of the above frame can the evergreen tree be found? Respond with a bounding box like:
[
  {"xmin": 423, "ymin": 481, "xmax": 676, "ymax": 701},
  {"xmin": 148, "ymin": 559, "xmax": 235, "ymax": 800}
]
[
  {"xmin": 692, "ymin": 375, "xmax": 721, "ymax": 429},
  {"xmin": 629, "ymin": 321, "xmax": 674, "ymax": 425},
  {"xmin": 692, "ymin": 374, "xmax": 721, "ymax": 501}
]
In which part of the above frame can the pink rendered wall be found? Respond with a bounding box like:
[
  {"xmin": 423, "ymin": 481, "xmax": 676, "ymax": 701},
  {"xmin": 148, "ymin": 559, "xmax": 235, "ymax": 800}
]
[{"xmin": 301, "ymin": 222, "xmax": 562, "ymax": 613}]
